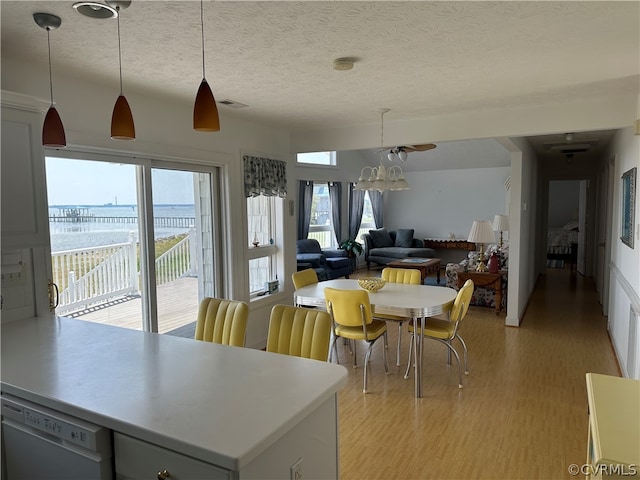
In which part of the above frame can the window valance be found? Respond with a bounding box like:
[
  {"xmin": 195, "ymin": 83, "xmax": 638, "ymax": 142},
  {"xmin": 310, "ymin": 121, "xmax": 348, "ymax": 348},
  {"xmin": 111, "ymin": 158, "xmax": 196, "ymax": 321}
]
[{"xmin": 243, "ymin": 155, "xmax": 287, "ymax": 198}]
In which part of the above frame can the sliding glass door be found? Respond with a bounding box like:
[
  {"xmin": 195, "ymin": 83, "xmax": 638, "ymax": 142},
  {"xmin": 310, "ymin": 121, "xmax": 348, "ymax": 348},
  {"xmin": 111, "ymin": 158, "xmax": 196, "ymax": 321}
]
[{"xmin": 45, "ymin": 155, "xmax": 220, "ymax": 335}]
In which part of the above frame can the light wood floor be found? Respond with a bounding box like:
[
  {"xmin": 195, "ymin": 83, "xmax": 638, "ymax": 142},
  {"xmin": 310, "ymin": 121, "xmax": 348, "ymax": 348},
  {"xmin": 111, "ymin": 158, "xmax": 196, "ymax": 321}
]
[{"xmin": 338, "ymin": 267, "xmax": 620, "ymax": 480}]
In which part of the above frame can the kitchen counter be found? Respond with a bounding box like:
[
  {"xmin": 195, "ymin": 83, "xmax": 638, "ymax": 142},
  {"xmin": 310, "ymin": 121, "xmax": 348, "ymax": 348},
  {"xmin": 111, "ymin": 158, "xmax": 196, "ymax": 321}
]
[{"xmin": 1, "ymin": 316, "xmax": 347, "ymax": 474}]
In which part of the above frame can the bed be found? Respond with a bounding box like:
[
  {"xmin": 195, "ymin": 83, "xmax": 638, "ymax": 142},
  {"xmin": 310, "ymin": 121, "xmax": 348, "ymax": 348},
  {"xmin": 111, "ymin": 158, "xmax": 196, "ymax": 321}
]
[{"xmin": 547, "ymin": 221, "xmax": 579, "ymax": 269}]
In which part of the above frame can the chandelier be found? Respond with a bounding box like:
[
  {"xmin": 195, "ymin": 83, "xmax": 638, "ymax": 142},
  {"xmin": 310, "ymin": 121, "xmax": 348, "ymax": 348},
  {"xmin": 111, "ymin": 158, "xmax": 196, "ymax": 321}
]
[{"xmin": 354, "ymin": 109, "xmax": 409, "ymax": 192}]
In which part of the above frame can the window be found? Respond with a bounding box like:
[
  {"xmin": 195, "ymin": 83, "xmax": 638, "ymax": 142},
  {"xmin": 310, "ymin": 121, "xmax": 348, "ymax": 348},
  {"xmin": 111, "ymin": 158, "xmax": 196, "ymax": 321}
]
[
  {"xmin": 297, "ymin": 151, "xmax": 336, "ymax": 166},
  {"xmin": 309, "ymin": 183, "xmax": 335, "ymax": 248},
  {"xmin": 247, "ymin": 195, "xmax": 280, "ymax": 295},
  {"xmin": 356, "ymin": 191, "xmax": 376, "ymax": 243}
]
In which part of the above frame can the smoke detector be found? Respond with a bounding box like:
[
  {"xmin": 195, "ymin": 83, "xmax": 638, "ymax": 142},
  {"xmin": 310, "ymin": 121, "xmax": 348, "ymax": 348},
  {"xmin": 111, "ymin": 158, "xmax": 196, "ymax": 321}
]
[{"xmin": 333, "ymin": 57, "xmax": 355, "ymax": 71}]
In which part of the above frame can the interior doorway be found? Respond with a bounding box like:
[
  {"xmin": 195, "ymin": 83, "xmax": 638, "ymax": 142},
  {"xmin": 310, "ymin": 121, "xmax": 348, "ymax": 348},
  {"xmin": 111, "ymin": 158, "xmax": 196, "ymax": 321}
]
[{"xmin": 546, "ymin": 179, "xmax": 586, "ymax": 275}]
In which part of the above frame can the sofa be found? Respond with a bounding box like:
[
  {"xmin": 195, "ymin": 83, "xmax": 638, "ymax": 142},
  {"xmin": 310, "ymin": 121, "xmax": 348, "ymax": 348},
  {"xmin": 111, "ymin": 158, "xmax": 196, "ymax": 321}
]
[
  {"xmin": 361, "ymin": 228, "xmax": 435, "ymax": 269},
  {"xmin": 296, "ymin": 238, "xmax": 352, "ymax": 281},
  {"xmin": 445, "ymin": 243, "xmax": 508, "ymax": 309}
]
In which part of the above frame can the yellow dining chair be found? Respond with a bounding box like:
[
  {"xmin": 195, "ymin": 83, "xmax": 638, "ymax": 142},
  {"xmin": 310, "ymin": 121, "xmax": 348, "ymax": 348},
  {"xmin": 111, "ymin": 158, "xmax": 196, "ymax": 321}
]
[
  {"xmin": 194, "ymin": 297, "xmax": 249, "ymax": 347},
  {"xmin": 292, "ymin": 268, "xmax": 318, "ymax": 289},
  {"xmin": 404, "ymin": 279, "xmax": 474, "ymax": 388},
  {"xmin": 325, "ymin": 287, "xmax": 389, "ymax": 393},
  {"xmin": 266, "ymin": 304, "xmax": 332, "ymax": 361},
  {"xmin": 378, "ymin": 267, "xmax": 422, "ymax": 366},
  {"xmin": 292, "ymin": 268, "xmax": 319, "ymax": 307}
]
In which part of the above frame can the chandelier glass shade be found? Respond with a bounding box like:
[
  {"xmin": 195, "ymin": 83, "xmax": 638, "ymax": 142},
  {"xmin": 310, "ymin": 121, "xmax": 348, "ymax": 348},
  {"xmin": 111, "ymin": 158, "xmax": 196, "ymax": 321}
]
[
  {"xmin": 387, "ymin": 148, "xmax": 408, "ymax": 162},
  {"xmin": 354, "ymin": 164, "xmax": 409, "ymax": 192},
  {"xmin": 355, "ymin": 108, "xmax": 409, "ymax": 192}
]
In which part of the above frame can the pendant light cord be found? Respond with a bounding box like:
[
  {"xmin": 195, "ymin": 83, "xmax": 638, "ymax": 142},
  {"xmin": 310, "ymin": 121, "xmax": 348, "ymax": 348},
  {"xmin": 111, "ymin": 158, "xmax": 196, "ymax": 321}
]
[
  {"xmin": 380, "ymin": 111, "xmax": 384, "ymax": 150},
  {"xmin": 200, "ymin": 0, "xmax": 206, "ymax": 79},
  {"xmin": 46, "ymin": 27, "xmax": 54, "ymax": 106},
  {"xmin": 116, "ymin": 6, "xmax": 123, "ymax": 95}
]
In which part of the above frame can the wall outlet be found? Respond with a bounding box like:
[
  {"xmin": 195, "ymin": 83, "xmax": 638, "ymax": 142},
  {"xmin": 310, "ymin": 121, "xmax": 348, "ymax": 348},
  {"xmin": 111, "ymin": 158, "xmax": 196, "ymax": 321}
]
[{"xmin": 290, "ymin": 457, "xmax": 303, "ymax": 480}]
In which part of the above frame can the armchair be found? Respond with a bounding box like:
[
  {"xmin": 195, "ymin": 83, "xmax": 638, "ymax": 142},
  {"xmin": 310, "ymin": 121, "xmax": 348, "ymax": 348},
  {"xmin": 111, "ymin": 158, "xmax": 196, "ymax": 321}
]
[{"xmin": 296, "ymin": 239, "xmax": 352, "ymax": 281}]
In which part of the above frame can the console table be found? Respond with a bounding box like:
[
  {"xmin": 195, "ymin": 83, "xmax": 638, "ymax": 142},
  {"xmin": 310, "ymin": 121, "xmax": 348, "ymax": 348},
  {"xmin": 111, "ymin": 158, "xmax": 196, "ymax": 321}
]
[
  {"xmin": 423, "ymin": 239, "xmax": 476, "ymax": 251},
  {"xmin": 456, "ymin": 270, "xmax": 506, "ymax": 315}
]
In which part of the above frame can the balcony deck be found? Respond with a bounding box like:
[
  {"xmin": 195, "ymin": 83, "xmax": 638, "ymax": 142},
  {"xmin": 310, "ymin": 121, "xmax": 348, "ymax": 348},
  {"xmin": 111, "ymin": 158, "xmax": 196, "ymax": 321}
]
[{"xmin": 71, "ymin": 276, "xmax": 198, "ymax": 338}]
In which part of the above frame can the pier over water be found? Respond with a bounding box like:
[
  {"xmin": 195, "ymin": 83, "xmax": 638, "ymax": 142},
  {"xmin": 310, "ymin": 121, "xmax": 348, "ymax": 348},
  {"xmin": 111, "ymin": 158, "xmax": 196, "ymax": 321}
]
[{"xmin": 49, "ymin": 208, "xmax": 194, "ymax": 228}]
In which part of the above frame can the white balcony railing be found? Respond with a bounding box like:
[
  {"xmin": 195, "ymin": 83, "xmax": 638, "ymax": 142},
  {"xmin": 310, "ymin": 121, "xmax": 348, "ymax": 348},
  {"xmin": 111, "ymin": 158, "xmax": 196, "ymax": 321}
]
[{"xmin": 53, "ymin": 231, "xmax": 195, "ymax": 315}]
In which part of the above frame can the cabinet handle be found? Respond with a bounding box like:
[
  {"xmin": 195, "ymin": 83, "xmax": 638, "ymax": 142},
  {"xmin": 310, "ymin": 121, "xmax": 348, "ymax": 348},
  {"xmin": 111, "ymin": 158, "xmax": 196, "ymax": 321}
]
[
  {"xmin": 48, "ymin": 280, "xmax": 59, "ymax": 312},
  {"xmin": 157, "ymin": 470, "xmax": 171, "ymax": 479}
]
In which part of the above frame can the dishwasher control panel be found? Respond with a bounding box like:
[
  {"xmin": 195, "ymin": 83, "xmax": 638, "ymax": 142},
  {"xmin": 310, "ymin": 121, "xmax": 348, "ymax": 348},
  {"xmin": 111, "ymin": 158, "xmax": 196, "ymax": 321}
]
[{"xmin": 1, "ymin": 393, "xmax": 110, "ymax": 452}]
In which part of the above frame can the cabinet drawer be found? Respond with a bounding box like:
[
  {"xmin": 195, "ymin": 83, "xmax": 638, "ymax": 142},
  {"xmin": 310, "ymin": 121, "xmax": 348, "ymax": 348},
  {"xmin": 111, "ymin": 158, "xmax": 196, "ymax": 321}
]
[{"xmin": 114, "ymin": 433, "xmax": 231, "ymax": 480}]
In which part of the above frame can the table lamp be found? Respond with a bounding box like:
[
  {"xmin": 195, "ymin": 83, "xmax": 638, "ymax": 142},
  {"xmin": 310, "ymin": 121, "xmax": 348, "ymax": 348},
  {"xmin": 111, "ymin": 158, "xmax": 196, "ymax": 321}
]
[
  {"xmin": 467, "ymin": 220, "xmax": 496, "ymax": 272},
  {"xmin": 492, "ymin": 214, "xmax": 509, "ymax": 252}
]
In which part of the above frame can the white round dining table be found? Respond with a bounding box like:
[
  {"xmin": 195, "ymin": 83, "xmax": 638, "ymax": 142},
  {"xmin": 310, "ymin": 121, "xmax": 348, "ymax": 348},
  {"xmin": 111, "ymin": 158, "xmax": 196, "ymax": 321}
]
[{"xmin": 294, "ymin": 278, "xmax": 458, "ymax": 397}]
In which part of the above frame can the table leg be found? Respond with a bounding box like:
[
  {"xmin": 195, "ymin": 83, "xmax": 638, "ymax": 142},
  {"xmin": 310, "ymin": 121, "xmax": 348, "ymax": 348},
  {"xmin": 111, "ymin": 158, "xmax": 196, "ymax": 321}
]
[{"xmin": 414, "ymin": 316, "xmax": 425, "ymax": 398}]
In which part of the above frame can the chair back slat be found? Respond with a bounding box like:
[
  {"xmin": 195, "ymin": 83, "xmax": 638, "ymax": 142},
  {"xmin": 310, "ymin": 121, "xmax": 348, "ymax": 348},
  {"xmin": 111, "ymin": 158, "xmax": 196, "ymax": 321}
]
[
  {"xmin": 382, "ymin": 267, "xmax": 421, "ymax": 285},
  {"xmin": 267, "ymin": 305, "xmax": 332, "ymax": 361},
  {"xmin": 195, "ymin": 297, "xmax": 249, "ymax": 347}
]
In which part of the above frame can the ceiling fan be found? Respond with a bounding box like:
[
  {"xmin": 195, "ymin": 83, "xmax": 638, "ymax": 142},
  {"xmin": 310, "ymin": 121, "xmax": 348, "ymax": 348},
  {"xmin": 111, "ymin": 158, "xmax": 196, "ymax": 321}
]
[{"xmin": 375, "ymin": 109, "xmax": 436, "ymax": 162}]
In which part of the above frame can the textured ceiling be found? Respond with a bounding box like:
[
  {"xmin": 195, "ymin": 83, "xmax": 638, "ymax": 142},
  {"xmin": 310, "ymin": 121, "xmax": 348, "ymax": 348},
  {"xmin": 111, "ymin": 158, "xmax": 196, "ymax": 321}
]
[
  {"xmin": 1, "ymin": 1, "xmax": 638, "ymax": 172},
  {"xmin": 2, "ymin": 0, "xmax": 638, "ymax": 135}
]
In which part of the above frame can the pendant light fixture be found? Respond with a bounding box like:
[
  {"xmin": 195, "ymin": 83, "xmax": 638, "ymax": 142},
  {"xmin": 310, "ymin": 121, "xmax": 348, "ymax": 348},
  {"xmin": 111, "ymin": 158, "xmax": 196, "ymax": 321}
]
[
  {"xmin": 193, "ymin": 0, "xmax": 220, "ymax": 132},
  {"xmin": 34, "ymin": 13, "xmax": 66, "ymax": 148},
  {"xmin": 354, "ymin": 109, "xmax": 409, "ymax": 192},
  {"xmin": 108, "ymin": 1, "xmax": 135, "ymax": 140}
]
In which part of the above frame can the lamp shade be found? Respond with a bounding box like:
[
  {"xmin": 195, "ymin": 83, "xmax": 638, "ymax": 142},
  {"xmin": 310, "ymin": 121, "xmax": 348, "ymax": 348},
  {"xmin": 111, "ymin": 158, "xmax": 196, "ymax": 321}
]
[
  {"xmin": 42, "ymin": 106, "xmax": 66, "ymax": 147},
  {"xmin": 467, "ymin": 220, "xmax": 495, "ymax": 244},
  {"xmin": 492, "ymin": 214, "xmax": 509, "ymax": 232},
  {"xmin": 193, "ymin": 79, "xmax": 220, "ymax": 131},
  {"xmin": 111, "ymin": 94, "xmax": 135, "ymax": 140}
]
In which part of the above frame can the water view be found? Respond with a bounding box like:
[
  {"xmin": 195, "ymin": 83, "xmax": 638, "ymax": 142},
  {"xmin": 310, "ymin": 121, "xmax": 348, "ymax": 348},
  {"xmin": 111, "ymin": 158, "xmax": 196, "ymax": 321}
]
[{"xmin": 49, "ymin": 204, "xmax": 196, "ymax": 252}]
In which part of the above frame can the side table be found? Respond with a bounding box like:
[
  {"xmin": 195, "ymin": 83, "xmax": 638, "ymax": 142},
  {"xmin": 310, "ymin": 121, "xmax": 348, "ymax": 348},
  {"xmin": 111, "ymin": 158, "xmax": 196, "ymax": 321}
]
[{"xmin": 456, "ymin": 270, "xmax": 506, "ymax": 315}]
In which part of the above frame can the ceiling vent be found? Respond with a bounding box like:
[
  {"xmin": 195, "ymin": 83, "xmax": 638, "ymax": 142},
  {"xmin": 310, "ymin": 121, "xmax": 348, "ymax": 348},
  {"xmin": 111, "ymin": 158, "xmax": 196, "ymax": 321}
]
[{"xmin": 218, "ymin": 99, "xmax": 248, "ymax": 109}]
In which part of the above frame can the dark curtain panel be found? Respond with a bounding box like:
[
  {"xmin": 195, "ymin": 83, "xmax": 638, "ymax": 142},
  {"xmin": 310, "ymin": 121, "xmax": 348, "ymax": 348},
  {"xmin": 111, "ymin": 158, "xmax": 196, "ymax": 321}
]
[
  {"xmin": 348, "ymin": 182, "xmax": 365, "ymax": 241},
  {"xmin": 370, "ymin": 190, "xmax": 384, "ymax": 228},
  {"xmin": 297, "ymin": 180, "xmax": 313, "ymax": 240},
  {"xmin": 328, "ymin": 181, "xmax": 342, "ymax": 245}
]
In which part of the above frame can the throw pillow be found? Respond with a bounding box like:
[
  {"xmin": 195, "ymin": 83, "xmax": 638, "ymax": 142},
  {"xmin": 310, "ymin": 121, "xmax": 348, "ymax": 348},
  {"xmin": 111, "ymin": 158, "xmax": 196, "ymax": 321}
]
[
  {"xmin": 395, "ymin": 228, "xmax": 414, "ymax": 247},
  {"xmin": 369, "ymin": 228, "xmax": 394, "ymax": 248}
]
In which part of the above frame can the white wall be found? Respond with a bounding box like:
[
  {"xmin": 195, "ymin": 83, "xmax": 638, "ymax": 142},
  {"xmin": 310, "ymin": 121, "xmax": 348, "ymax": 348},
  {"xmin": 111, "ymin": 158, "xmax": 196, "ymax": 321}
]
[
  {"xmin": 606, "ymin": 126, "xmax": 640, "ymax": 379},
  {"xmin": 383, "ymin": 166, "xmax": 510, "ymax": 241}
]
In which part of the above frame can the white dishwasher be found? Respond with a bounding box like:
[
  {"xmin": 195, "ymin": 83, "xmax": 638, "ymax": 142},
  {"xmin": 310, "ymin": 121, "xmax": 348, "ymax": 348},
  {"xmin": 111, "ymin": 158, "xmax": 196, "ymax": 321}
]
[{"xmin": 1, "ymin": 394, "xmax": 113, "ymax": 480}]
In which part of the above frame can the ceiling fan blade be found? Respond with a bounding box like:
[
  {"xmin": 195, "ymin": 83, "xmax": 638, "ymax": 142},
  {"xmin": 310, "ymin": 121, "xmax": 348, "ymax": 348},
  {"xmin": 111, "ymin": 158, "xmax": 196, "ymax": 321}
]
[{"xmin": 403, "ymin": 143, "xmax": 437, "ymax": 152}]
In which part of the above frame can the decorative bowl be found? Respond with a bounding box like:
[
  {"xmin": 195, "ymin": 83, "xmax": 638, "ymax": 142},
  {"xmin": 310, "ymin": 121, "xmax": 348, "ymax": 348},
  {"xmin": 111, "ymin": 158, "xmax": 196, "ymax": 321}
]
[{"xmin": 357, "ymin": 277, "xmax": 386, "ymax": 292}]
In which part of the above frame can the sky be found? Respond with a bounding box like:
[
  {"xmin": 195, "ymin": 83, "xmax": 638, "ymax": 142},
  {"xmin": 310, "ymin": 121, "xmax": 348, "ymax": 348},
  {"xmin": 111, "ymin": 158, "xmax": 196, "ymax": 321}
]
[{"xmin": 45, "ymin": 157, "xmax": 195, "ymax": 205}]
